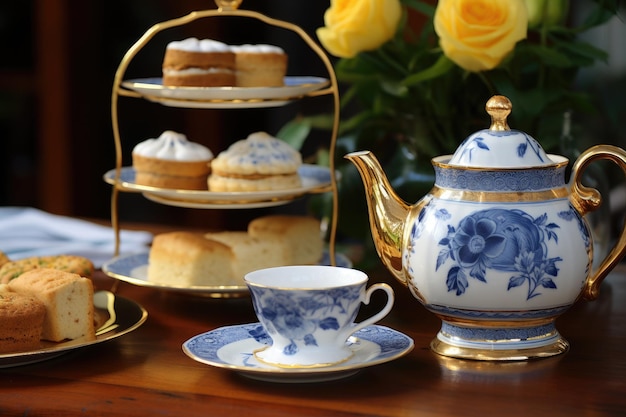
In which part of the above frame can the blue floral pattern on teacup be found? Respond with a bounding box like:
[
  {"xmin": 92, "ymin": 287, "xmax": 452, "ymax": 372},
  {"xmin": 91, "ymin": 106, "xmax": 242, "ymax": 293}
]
[{"xmin": 248, "ymin": 286, "xmax": 361, "ymax": 357}]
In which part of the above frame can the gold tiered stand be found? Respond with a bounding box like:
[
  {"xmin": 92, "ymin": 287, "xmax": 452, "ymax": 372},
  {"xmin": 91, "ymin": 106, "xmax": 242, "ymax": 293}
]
[{"xmin": 108, "ymin": 0, "xmax": 341, "ymax": 265}]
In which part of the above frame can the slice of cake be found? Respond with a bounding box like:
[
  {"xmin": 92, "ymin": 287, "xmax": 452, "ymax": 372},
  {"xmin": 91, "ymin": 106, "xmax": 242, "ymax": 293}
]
[
  {"xmin": 0, "ymin": 285, "xmax": 46, "ymax": 353},
  {"xmin": 248, "ymin": 215, "xmax": 324, "ymax": 265},
  {"xmin": 231, "ymin": 44, "xmax": 287, "ymax": 87},
  {"xmin": 204, "ymin": 231, "xmax": 290, "ymax": 280},
  {"xmin": 8, "ymin": 268, "xmax": 95, "ymax": 342},
  {"xmin": 147, "ymin": 232, "xmax": 237, "ymax": 287},
  {"xmin": 132, "ymin": 130, "xmax": 213, "ymax": 190},
  {"xmin": 162, "ymin": 38, "xmax": 236, "ymax": 87},
  {"xmin": 208, "ymin": 131, "xmax": 302, "ymax": 192}
]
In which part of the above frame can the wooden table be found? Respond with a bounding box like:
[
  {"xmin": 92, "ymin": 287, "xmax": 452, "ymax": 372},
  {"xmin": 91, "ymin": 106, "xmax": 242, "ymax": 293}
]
[{"xmin": 1, "ymin": 258, "xmax": 625, "ymax": 416}]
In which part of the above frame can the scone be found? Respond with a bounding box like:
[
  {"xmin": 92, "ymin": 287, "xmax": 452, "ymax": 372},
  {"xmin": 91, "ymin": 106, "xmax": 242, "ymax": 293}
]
[
  {"xmin": 231, "ymin": 44, "xmax": 287, "ymax": 87},
  {"xmin": 147, "ymin": 232, "xmax": 237, "ymax": 287},
  {"xmin": 0, "ymin": 285, "xmax": 46, "ymax": 353},
  {"xmin": 8, "ymin": 268, "xmax": 95, "ymax": 342},
  {"xmin": 248, "ymin": 215, "xmax": 323, "ymax": 265},
  {"xmin": 208, "ymin": 131, "xmax": 302, "ymax": 192},
  {"xmin": 204, "ymin": 231, "xmax": 290, "ymax": 280},
  {"xmin": 162, "ymin": 38, "xmax": 235, "ymax": 87},
  {"xmin": 0, "ymin": 255, "xmax": 95, "ymax": 284},
  {"xmin": 133, "ymin": 130, "xmax": 213, "ymax": 190},
  {"xmin": 0, "ymin": 251, "xmax": 9, "ymax": 268}
]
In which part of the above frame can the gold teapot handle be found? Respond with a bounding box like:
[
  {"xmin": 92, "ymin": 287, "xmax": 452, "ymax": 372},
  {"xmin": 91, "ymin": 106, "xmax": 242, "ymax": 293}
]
[{"xmin": 570, "ymin": 144, "xmax": 626, "ymax": 300}]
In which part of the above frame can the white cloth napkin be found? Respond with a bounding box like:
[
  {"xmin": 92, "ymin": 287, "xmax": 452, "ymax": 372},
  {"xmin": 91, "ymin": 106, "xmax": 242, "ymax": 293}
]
[{"xmin": 0, "ymin": 207, "xmax": 153, "ymax": 268}]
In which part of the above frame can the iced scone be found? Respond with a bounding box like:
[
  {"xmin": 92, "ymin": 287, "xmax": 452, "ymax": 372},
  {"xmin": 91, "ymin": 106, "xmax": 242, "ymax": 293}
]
[
  {"xmin": 133, "ymin": 130, "xmax": 213, "ymax": 190},
  {"xmin": 162, "ymin": 38, "xmax": 235, "ymax": 87},
  {"xmin": 231, "ymin": 44, "xmax": 287, "ymax": 87},
  {"xmin": 208, "ymin": 132, "xmax": 302, "ymax": 192}
]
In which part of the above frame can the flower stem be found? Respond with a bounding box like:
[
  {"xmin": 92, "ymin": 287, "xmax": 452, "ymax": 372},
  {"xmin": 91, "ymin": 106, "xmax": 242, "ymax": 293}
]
[
  {"xmin": 376, "ymin": 47, "xmax": 409, "ymax": 76},
  {"xmin": 537, "ymin": 19, "xmax": 550, "ymax": 90}
]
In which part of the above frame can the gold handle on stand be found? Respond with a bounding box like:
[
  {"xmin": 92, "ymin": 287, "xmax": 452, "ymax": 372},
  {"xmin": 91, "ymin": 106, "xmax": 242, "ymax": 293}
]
[
  {"xmin": 570, "ymin": 144, "xmax": 626, "ymax": 300},
  {"xmin": 215, "ymin": 0, "xmax": 242, "ymax": 11}
]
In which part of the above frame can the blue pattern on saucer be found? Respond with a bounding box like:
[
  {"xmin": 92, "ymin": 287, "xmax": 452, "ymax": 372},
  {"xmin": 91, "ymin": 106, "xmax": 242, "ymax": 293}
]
[{"xmin": 182, "ymin": 323, "xmax": 413, "ymax": 382}]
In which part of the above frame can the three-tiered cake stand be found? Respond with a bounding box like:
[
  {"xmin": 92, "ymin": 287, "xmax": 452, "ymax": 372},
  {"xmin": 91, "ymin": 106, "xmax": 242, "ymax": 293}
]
[{"xmin": 103, "ymin": 0, "xmax": 341, "ymax": 297}]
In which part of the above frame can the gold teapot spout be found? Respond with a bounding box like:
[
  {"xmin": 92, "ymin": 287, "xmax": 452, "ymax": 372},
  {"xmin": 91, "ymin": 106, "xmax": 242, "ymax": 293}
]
[{"xmin": 345, "ymin": 151, "xmax": 412, "ymax": 286}]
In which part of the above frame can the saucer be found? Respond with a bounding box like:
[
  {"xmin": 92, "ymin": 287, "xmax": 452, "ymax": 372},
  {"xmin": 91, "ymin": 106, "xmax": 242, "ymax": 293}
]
[{"xmin": 182, "ymin": 323, "xmax": 414, "ymax": 383}]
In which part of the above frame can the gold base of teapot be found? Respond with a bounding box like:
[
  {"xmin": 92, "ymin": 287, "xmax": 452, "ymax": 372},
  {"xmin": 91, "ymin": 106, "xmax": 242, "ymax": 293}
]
[{"xmin": 429, "ymin": 320, "xmax": 570, "ymax": 361}]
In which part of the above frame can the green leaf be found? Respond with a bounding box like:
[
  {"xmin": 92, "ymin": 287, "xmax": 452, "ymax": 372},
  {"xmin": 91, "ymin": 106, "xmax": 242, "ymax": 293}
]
[
  {"xmin": 276, "ymin": 119, "xmax": 311, "ymax": 151},
  {"xmin": 403, "ymin": 55, "xmax": 454, "ymax": 86},
  {"xmin": 554, "ymin": 38, "xmax": 609, "ymax": 65},
  {"xmin": 337, "ymin": 111, "xmax": 375, "ymax": 135},
  {"xmin": 380, "ymin": 79, "xmax": 409, "ymax": 97},
  {"xmin": 277, "ymin": 114, "xmax": 338, "ymax": 149},
  {"xmin": 304, "ymin": 114, "xmax": 338, "ymax": 130},
  {"xmin": 526, "ymin": 44, "xmax": 573, "ymax": 68},
  {"xmin": 579, "ymin": 0, "xmax": 621, "ymax": 29},
  {"xmin": 315, "ymin": 148, "xmax": 330, "ymax": 167}
]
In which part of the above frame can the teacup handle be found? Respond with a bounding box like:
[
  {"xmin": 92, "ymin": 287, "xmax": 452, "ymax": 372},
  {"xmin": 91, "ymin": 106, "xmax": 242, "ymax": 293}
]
[
  {"xmin": 344, "ymin": 283, "xmax": 395, "ymax": 338},
  {"xmin": 570, "ymin": 144, "xmax": 626, "ymax": 300}
]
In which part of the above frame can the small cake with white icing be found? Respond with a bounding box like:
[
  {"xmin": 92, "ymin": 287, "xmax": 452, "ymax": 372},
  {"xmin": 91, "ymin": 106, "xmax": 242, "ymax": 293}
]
[
  {"xmin": 162, "ymin": 38, "xmax": 235, "ymax": 87},
  {"xmin": 231, "ymin": 44, "xmax": 287, "ymax": 87},
  {"xmin": 132, "ymin": 130, "xmax": 213, "ymax": 190},
  {"xmin": 208, "ymin": 131, "xmax": 302, "ymax": 192}
]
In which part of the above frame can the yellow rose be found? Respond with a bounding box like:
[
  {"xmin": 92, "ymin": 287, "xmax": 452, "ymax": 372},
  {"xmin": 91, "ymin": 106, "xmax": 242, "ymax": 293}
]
[
  {"xmin": 316, "ymin": 0, "xmax": 402, "ymax": 58},
  {"xmin": 434, "ymin": 0, "xmax": 528, "ymax": 72}
]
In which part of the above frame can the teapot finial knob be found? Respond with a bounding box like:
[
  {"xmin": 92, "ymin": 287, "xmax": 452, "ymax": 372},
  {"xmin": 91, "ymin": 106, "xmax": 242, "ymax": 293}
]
[{"xmin": 486, "ymin": 95, "xmax": 512, "ymax": 131}]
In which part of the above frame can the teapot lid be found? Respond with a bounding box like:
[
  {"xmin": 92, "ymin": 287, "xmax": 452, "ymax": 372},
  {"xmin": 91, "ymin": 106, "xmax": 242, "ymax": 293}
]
[{"xmin": 447, "ymin": 95, "xmax": 553, "ymax": 168}]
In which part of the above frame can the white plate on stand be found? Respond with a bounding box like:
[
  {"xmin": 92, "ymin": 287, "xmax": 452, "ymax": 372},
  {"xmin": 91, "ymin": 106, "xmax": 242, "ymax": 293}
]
[
  {"xmin": 141, "ymin": 192, "xmax": 299, "ymax": 209},
  {"xmin": 102, "ymin": 251, "xmax": 352, "ymax": 299},
  {"xmin": 103, "ymin": 164, "xmax": 332, "ymax": 209},
  {"xmin": 121, "ymin": 76, "xmax": 330, "ymax": 104},
  {"xmin": 182, "ymin": 323, "xmax": 414, "ymax": 383}
]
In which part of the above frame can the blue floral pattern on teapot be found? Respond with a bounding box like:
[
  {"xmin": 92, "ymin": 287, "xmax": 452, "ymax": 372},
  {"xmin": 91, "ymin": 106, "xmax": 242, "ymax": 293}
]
[{"xmin": 409, "ymin": 202, "xmax": 591, "ymax": 301}]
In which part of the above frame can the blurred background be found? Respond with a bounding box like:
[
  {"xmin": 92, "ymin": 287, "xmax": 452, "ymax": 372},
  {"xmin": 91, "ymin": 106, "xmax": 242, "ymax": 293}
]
[
  {"xmin": 0, "ymin": 1, "xmax": 330, "ymax": 231},
  {"xmin": 0, "ymin": 1, "xmax": 624, "ymax": 234}
]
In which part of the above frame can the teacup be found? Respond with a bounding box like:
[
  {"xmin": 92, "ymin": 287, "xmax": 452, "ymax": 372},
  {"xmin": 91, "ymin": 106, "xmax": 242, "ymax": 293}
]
[{"xmin": 244, "ymin": 265, "xmax": 395, "ymax": 368}]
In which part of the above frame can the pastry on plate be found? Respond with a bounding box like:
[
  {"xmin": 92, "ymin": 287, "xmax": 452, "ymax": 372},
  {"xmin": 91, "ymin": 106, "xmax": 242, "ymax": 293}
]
[
  {"xmin": 0, "ymin": 251, "xmax": 9, "ymax": 268},
  {"xmin": 8, "ymin": 268, "xmax": 95, "ymax": 343},
  {"xmin": 203, "ymin": 231, "xmax": 290, "ymax": 280},
  {"xmin": 208, "ymin": 131, "xmax": 302, "ymax": 192},
  {"xmin": 162, "ymin": 37, "xmax": 235, "ymax": 87},
  {"xmin": 248, "ymin": 215, "xmax": 323, "ymax": 265},
  {"xmin": 231, "ymin": 44, "xmax": 287, "ymax": 87},
  {"xmin": 147, "ymin": 232, "xmax": 237, "ymax": 287},
  {"xmin": 0, "ymin": 285, "xmax": 46, "ymax": 353},
  {"xmin": 0, "ymin": 254, "xmax": 94, "ymax": 284},
  {"xmin": 132, "ymin": 130, "xmax": 213, "ymax": 190}
]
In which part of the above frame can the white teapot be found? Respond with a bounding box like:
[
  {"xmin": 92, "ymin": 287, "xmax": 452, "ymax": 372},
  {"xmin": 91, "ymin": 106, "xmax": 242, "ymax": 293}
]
[{"xmin": 346, "ymin": 95, "xmax": 626, "ymax": 361}]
